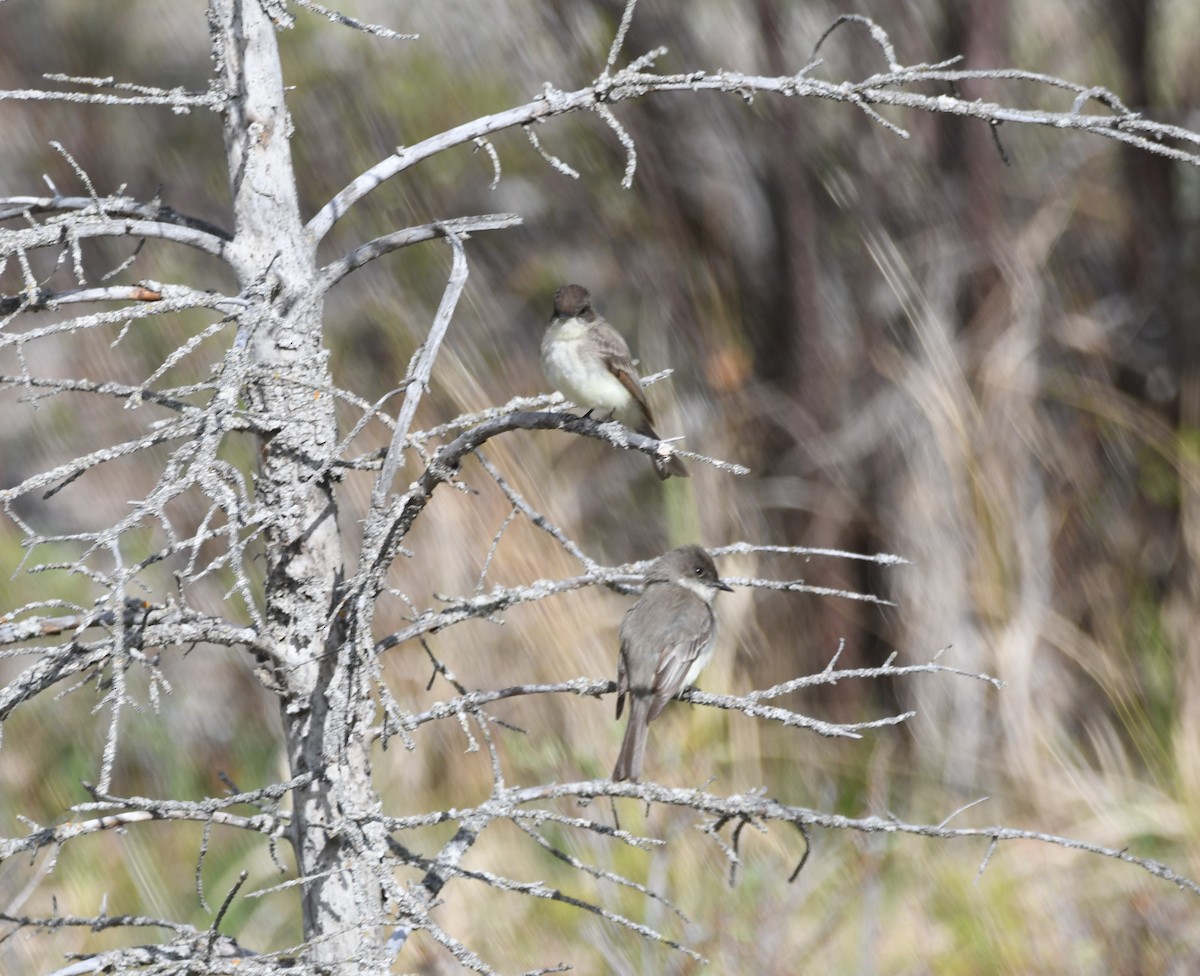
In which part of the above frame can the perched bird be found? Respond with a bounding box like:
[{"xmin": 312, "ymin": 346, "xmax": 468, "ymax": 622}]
[
  {"xmin": 541, "ymin": 283, "xmax": 689, "ymax": 480},
  {"xmin": 612, "ymin": 545, "xmax": 732, "ymax": 781}
]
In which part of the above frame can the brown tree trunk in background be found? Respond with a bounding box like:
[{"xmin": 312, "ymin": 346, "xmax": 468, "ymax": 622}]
[
  {"xmin": 1109, "ymin": 0, "xmax": 1177, "ymax": 326},
  {"xmin": 1108, "ymin": 0, "xmax": 1200, "ymax": 802},
  {"xmin": 1107, "ymin": 0, "xmax": 1189, "ymax": 446},
  {"xmin": 751, "ymin": 1, "xmax": 826, "ymax": 402},
  {"xmin": 937, "ymin": 0, "xmax": 1009, "ymax": 316},
  {"xmin": 746, "ymin": 0, "xmax": 876, "ymax": 718}
]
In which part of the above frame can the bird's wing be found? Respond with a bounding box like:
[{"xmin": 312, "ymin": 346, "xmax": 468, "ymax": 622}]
[
  {"xmin": 647, "ymin": 594, "xmax": 715, "ymax": 722},
  {"xmin": 592, "ymin": 321, "xmax": 654, "ymax": 424},
  {"xmin": 615, "ymin": 640, "xmax": 630, "ymax": 719}
]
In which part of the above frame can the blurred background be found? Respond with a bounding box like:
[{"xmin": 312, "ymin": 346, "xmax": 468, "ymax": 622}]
[{"xmin": 3, "ymin": 0, "xmax": 1200, "ymax": 972}]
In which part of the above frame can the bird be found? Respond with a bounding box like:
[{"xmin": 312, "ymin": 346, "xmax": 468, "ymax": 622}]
[
  {"xmin": 540, "ymin": 283, "xmax": 689, "ymax": 480},
  {"xmin": 612, "ymin": 545, "xmax": 732, "ymax": 781}
]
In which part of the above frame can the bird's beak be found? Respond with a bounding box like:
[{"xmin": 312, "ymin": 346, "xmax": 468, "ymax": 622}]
[{"xmin": 715, "ymin": 579, "xmax": 733, "ymax": 592}]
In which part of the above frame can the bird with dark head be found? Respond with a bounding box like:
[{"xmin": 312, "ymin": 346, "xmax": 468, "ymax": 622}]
[
  {"xmin": 541, "ymin": 284, "xmax": 689, "ymax": 480},
  {"xmin": 612, "ymin": 544, "xmax": 732, "ymax": 781}
]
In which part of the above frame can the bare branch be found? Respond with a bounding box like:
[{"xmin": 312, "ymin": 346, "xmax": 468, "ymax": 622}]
[
  {"xmin": 474, "ymin": 451, "xmax": 601, "ymax": 573},
  {"xmin": 1, "ymin": 776, "xmax": 309, "ymax": 866},
  {"xmin": 315, "ymin": 213, "xmax": 520, "ymax": 294},
  {"xmin": 373, "ymin": 535, "xmax": 902, "ymax": 655},
  {"xmin": 380, "ymin": 679, "xmax": 612, "ymax": 731},
  {"xmin": 291, "ymin": 0, "xmax": 418, "ymax": 40},
  {"xmin": 473, "ymin": 137, "xmax": 502, "ymax": 189},
  {"xmin": 0, "ymin": 282, "xmax": 242, "ymax": 315},
  {"xmin": 374, "ymin": 574, "xmax": 620, "ymax": 654},
  {"xmin": 1, "ymin": 214, "xmax": 233, "ymax": 261},
  {"xmin": 602, "ymin": 0, "xmax": 640, "ymax": 77},
  {"xmin": 365, "ymin": 409, "xmax": 736, "ymax": 591},
  {"xmin": 502, "ymin": 781, "xmax": 1200, "ymax": 899},
  {"xmin": 0, "ymin": 77, "xmax": 220, "ymax": 111},
  {"xmin": 0, "ymin": 373, "xmax": 214, "ymax": 418},
  {"xmin": 0, "ymin": 606, "xmax": 264, "ymax": 722},
  {"xmin": 371, "ymin": 228, "xmax": 469, "ymax": 511},
  {"xmin": 0, "ymin": 194, "xmax": 232, "ymax": 239},
  {"xmin": 807, "ymin": 13, "xmax": 904, "ymax": 73},
  {"xmin": 593, "ymin": 102, "xmax": 637, "ymax": 187},
  {"xmin": 0, "ymin": 600, "xmax": 258, "ymax": 654},
  {"xmin": 308, "ymin": 18, "xmax": 1200, "ymax": 242},
  {"xmin": 712, "ymin": 541, "xmax": 910, "ymax": 566},
  {"xmin": 523, "ymin": 123, "xmax": 582, "ymax": 180}
]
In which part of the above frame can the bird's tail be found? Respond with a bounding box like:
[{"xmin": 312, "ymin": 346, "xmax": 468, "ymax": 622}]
[
  {"xmin": 612, "ymin": 695, "xmax": 653, "ymax": 781},
  {"xmin": 639, "ymin": 423, "xmax": 689, "ymax": 480}
]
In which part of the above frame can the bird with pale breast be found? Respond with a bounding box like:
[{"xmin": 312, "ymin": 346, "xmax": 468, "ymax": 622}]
[
  {"xmin": 541, "ymin": 284, "xmax": 689, "ymax": 480},
  {"xmin": 612, "ymin": 545, "xmax": 732, "ymax": 782}
]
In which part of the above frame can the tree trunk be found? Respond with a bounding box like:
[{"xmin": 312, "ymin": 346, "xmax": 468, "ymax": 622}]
[{"xmin": 210, "ymin": 1, "xmax": 380, "ymax": 967}]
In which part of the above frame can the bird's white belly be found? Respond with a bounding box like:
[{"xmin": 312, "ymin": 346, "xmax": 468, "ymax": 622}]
[
  {"xmin": 542, "ymin": 327, "xmax": 633, "ymax": 415},
  {"xmin": 678, "ymin": 582, "xmax": 718, "ymax": 687},
  {"xmin": 683, "ymin": 641, "xmax": 716, "ymax": 688}
]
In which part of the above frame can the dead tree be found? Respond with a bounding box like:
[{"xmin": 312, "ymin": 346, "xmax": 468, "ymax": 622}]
[{"xmin": 2, "ymin": 2, "xmax": 1199, "ymax": 973}]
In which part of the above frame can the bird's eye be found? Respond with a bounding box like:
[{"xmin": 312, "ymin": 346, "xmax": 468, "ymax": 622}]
[{"xmin": 695, "ymin": 567, "xmax": 703, "ymax": 576}]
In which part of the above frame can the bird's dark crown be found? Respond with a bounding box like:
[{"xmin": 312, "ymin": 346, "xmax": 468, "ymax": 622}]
[
  {"xmin": 646, "ymin": 544, "xmax": 730, "ymax": 591},
  {"xmin": 552, "ymin": 283, "xmax": 593, "ymax": 319}
]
